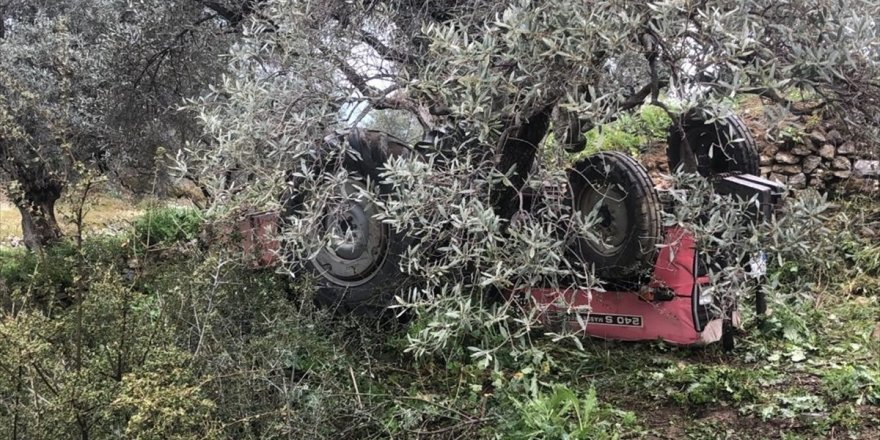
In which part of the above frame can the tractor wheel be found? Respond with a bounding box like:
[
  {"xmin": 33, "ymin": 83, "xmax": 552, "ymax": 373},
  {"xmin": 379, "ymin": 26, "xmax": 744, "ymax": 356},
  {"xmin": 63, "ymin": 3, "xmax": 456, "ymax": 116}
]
[
  {"xmin": 567, "ymin": 152, "xmax": 663, "ymax": 280},
  {"xmin": 283, "ymin": 129, "xmax": 415, "ymax": 314},
  {"xmin": 667, "ymin": 114, "xmax": 759, "ymax": 176}
]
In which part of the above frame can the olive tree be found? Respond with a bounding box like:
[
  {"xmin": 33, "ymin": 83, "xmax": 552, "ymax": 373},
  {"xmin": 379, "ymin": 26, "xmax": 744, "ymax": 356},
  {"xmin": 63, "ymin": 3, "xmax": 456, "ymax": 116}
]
[
  {"xmin": 191, "ymin": 0, "xmax": 879, "ymax": 355},
  {"xmin": 0, "ymin": 0, "xmax": 238, "ymax": 249}
]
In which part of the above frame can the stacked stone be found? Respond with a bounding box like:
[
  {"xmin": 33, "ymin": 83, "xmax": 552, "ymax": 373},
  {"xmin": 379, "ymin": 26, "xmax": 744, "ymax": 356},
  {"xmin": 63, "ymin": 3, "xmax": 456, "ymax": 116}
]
[{"xmin": 759, "ymin": 127, "xmax": 879, "ymax": 191}]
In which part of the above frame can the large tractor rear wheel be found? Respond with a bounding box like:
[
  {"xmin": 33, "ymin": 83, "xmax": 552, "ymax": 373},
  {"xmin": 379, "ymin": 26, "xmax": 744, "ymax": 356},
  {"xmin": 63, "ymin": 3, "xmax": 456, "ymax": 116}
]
[
  {"xmin": 283, "ymin": 129, "xmax": 414, "ymax": 314},
  {"xmin": 567, "ymin": 152, "xmax": 663, "ymax": 281}
]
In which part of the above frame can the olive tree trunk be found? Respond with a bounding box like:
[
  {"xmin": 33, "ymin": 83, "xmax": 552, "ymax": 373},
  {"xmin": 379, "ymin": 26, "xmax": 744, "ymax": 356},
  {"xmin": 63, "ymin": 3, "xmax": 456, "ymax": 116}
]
[
  {"xmin": 17, "ymin": 199, "xmax": 62, "ymax": 250},
  {"xmin": 10, "ymin": 178, "xmax": 64, "ymax": 250},
  {"xmin": 491, "ymin": 105, "xmax": 554, "ymax": 221}
]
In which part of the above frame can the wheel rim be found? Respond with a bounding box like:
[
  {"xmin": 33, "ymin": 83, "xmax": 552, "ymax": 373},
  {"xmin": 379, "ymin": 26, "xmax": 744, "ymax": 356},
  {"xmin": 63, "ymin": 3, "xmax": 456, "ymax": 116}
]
[
  {"xmin": 312, "ymin": 181, "xmax": 389, "ymax": 286},
  {"xmin": 576, "ymin": 183, "xmax": 629, "ymax": 257}
]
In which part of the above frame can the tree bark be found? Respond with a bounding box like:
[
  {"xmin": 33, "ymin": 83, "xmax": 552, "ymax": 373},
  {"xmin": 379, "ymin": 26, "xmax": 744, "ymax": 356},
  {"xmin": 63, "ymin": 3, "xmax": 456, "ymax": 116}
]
[
  {"xmin": 15, "ymin": 193, "xmax": 62, "ymax": 250},
  {"xmin": 5, "ymin": 181, "xmax": 66, "ymax": 255},
  {"xmin": 2, "ymin": 138, "xmax": 66, "ymax": 249},
  {"xmin": 491, "ymin": 105, "xmax": 554, "ymax": 221}
]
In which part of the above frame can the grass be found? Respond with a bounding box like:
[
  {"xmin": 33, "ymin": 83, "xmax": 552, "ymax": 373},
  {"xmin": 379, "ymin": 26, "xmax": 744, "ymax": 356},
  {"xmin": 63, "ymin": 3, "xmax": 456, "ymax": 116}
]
[{"xmin": 0, "ymin": 198, "xmax": 20, "ymax": 241}]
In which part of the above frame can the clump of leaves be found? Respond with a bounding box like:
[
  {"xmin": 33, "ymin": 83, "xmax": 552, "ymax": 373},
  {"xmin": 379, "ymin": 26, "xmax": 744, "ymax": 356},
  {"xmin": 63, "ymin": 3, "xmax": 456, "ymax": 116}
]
[
  {"xmin": 641, "ymin": 364, "xmax": 773, "ymax": 407},
  {"xmin": 0, "ymin": 241, "xmax": 78, "ymax": 307},
  {"xmin": 502, "ymin": 385, "xmax": 637, "ymax": 440},
  {"xmin": 743, "ymin": 392, "xmax": 827, "ymax": 421},
  {"xmin": 574, "ymin": 105, "xmax": 674, "ymax": 159},
  {"xmin": 132, "ymin": 207, "xmax": 203, "ymax": 247},
  {"xmin": 822, "ymin": 364, "xmax": 880, "ymax": 405}
]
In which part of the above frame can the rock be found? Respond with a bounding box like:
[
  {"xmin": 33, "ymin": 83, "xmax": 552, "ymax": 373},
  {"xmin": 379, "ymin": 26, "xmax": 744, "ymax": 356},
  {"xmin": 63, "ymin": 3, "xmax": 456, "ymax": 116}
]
[
  {"xmin": 792, "ymin": 146, "xmax": 812, "ymax": 156},
  {"xmin": 819, "ymin": 144, "xmax": 836, "ymax": 159},
  {"xmin": 838, "ymin": 141, "xmax": 857, "ymax": 155},
  {"xmin": 762, "ymin": 144, "xmax": 780, "ymax": 157},
  {"xmin": 809, "ymin": 178, "xmax": 825, "ymax": 189},
  {"xmin": 833, "ymin": 170, "xmax": 852, "ymax": 179},
  {"xmin": 813, "ymin": 168, "xmax": 831, "ymax": 181},
  {"xmin": 832, "ymin": 156, "xmax": 852, "ymax": 171},
  {"xmin": 799, "ymin": 412, "xmax": 830, "ymax": 424},
  {"xmin": 774, "ymin": 152, "xmax": 800, "ymax": 165},
  {"xmin": 773, "ymin": 164, "xmax": 802, "ymax": 175},
  {"xmin": 760, "ymin": 166, "xmax": 772, "ymax": 176},
  {"xmin": 872, "ymin": 323, "xmax": 880, "ymax": 341},
  {"xmin": 827, "ymin": 129, "xmax": 843, "ymax": 146},
  {"xmin": 169, "ymin": 177, "xmax": 207, "ymax": 207},
  {"xmin": 769, "ymin": 173, "xmax": 788, "ymax": 184},
  {"xmin": 853, "ymin": 160, "xmax": 880, "ymax": 178},
  {"xmin": 788, "ymin": 173, "xmax": 807, "ymax": 189},
  {"xmin": 809, "ymin": 131, "xmax": 827, "ymax": 146},
  {"xmin": 802, "ymin": 156, "xmax": 822, "ymax": 173},
  {"xmin": 760, "ymin": 155, "xmax": 772, "ymax": 166}
]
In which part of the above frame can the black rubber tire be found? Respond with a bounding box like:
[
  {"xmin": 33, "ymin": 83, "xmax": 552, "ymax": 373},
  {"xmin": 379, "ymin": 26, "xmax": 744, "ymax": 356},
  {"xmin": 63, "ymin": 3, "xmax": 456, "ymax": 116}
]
[
  {"xmin": 283, "ymin": 129, "xmax": 416, "ymax": 314},
  {"xmin": 667, "ymin": 113, "xmax": 759, "ymax": 177},
  {"xmin": 567, "ymin": 151, "xmax": 663, "ymax": 280}
]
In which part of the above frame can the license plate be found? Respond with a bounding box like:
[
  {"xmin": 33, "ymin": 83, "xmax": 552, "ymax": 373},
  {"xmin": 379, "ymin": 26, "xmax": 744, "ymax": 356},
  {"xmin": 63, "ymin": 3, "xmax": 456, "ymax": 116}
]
[{"xmin": 583, "ymin": 313, "xmax": 644, "ymax": 327}]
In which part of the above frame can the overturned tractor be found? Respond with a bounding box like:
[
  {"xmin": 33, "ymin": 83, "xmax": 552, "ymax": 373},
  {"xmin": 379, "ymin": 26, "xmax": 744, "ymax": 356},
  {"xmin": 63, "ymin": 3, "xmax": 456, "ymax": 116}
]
[{"xmin": 242, "ymin": 112, "xmax": 782, "ymax": 349}]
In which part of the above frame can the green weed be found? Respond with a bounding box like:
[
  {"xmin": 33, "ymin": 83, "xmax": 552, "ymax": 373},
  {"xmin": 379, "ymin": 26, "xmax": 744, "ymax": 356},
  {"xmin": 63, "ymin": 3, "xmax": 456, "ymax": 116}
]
[
  {"xmin": 744, "ymin": 392, "xmax": 826, "ymax": 421},
  {"xmin": 822, "ymin": 364, "xmax": 880, "ymax": 405},
  {"xmin": 573, "ymin": 105, "xmax": 673, "ymax": 159},
  {"xmin": 502, "ymin": 384, "xmax": 638, "ymax": 439},
  {"xmin": 641, "ymin": 364, "xmax": 774, "ymax": 407},
  {"xmin": 132, "ymin": 207, "xmax": 203, "ymax": 247}
]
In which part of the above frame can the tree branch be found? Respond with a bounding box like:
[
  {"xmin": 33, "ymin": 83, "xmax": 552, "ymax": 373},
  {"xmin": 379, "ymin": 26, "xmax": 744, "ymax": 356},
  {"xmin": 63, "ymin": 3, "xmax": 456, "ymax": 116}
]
[
  {"xmin": 316, "ymin": 44, "xmax": 380, "ymax": 98},
  {"xmin": 194, "ymin": 0, "xmax": 243, "ymax": 25},
  {"xmin": 360, "ymin": 31, "xmax": 414, "ymax": 65},
  {"xmin": 132, "ymin": 13, "xmax": 218, "ymax": 91}
]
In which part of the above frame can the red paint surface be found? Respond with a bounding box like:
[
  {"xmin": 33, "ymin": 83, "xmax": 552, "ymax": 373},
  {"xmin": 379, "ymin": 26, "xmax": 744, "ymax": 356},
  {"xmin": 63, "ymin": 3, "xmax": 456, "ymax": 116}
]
[
  {"xmin": 528, "ymin": 227, "xmax": 723, "ymax": 345},
  {"xmin": 240, "ymin": 211, "xmax": 281, "ymax": 268}
]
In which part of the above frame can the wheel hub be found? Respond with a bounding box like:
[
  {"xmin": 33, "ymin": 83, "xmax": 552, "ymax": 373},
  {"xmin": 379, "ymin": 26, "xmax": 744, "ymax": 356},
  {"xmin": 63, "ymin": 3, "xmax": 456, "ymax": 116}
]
[
  {"xmin": 312, "ymin": 181, "xmax": 388, "ymax": 287},
  {"xmin": 577, "ymin": 184, "xmax": 629, "ymax": 256}
]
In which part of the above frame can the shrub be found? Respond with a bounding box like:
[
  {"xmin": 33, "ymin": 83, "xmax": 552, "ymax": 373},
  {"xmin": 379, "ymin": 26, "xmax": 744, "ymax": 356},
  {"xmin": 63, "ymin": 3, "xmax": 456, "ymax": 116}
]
[
  {"xmin": 0, "ymin": 242, "xmax": 77, "ymax": 303},
  {"xmin": 574, "ymin": 104, "xmax": 673, "ymax": 159},
  {"xmin": 132, "ymin": 207, "xmax": 203, "ymax": 247}
]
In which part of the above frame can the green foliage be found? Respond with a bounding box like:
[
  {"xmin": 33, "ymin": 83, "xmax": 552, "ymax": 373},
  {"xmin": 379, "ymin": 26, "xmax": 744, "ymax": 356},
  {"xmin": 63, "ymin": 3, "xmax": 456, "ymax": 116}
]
[
  {"xmin": 0, "ymin": 266, "xmax": 197, "ymax": 439},
  {"xmin": 641, "ymin": 364, "xmax": 772, "ymax": 407},
  {"xmin": 0, "ymin": 241, "xmax": 77, "ymax": 298},
  {"xmin": 744, "ymin": 392, "xmax": 827, "ymax": 421},
  {"xmin": 114, "ymin": 350, "xmax": 220, "ymax": 440},
  {"xmin": 844, "ymin": 240, "xmax": 880, "ymax": 278},
  {"xmin": 503, "ymin": 385, "xmax": 636, "ymax": 440},
  {"xmin": 574, "ymin": 105, "xmax": 673, "ymax": 159},
  {"xmin": 132, "ymin": 207, "xmax": 203, "ymax": 247},
  {"xmin": 822, "ymin": 364, "xmax": 880, "ymax": 405},
  {"xmin": 0, "ymin": 247, "xmax": 34, "ymax": 287}
]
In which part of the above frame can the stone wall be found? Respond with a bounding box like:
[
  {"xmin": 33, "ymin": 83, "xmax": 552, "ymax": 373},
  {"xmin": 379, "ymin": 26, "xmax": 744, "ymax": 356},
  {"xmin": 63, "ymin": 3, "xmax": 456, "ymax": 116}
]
[{"xmin": 759, "ymin": 125, "xmax": 880, "ymax": 192}]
